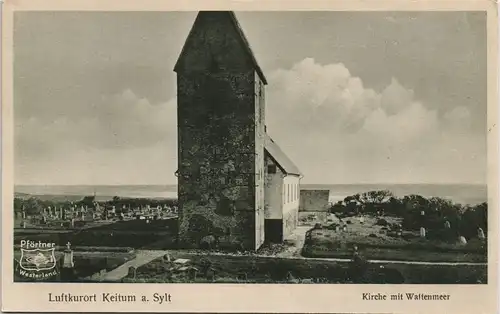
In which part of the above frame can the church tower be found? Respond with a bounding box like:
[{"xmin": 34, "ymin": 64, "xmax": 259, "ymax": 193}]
[{"xmin": 174, "ymin": 11, "xmax": 267, "ymax": 251}]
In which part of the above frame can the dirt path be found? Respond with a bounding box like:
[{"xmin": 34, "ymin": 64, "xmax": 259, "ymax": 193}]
[
  {"xmin": 90, "ymin": 250, "xmax": 166, "ymax": 281},
  {"xmin": 276, "ymin": 226, "xmax": 311, "ymax": 258}
]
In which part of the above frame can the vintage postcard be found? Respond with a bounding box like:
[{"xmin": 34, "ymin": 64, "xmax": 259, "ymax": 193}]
[{"xmin": 1, "ymin": 0, "xmax": 498, "ymax": 313}]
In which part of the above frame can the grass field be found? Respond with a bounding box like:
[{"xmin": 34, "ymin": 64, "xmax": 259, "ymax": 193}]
[
  {"xmin": 302, "ymin": 215, "xmax": 487, "ymax": 262},
  {"xmin": 14, "ymin": 218, "xmax": 179, "ymax": 249},
  {"xmin": 123, "ymin": 251, "xmax": 486, "ymax": 284}
]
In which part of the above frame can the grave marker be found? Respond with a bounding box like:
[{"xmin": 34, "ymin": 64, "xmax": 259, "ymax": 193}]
[{"xmin": 420, "ymin": 227, "xmax": 426, "ymax": 238}]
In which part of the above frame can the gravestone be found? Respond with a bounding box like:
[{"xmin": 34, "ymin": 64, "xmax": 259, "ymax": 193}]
[
  {"xmin": 200, "ymin": 235, "xmax": 217, "ymax": 250},
  {"xmin": 206, "ymin": 267, "xmax": 216, "ymax": 281},
  {"xmin": 458, "ymin": 236, "xmax": 467, "ymax": 245},
  {"xmin": 187, "ymin": 267, "xmax": 198, "ymax": 281},
  {"xmin": 444, "ymin": 220, "xmax": 451, "ymax": 229},
  {"xmin": 342, "ymin": 225, "xmax": 347, "ymax": 232},
  {"xmin": 127, "ymin": 266, "xmax": 137, "ymax": 279},
  {"xmin": 420, "ymin": 210, "xmax": 425, "ymax": 216},
  {"xmin": 420, "ymin": 227, "xmax": 426, "ymax": 238},
  {"xmin": 478, "ymin": 227, "xmax": 485, "ymax": 240}
]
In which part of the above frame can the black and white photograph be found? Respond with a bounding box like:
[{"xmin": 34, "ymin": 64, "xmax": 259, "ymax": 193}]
[{"xmin": 9, "ymin": 9, "xmax": 491, "ymax": 286}]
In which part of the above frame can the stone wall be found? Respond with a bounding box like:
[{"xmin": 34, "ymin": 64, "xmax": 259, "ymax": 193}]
[
  {"xmin": 299, "ymin": 190, "xmax": 330, "ymax": 212},
  {"xmin": 175, "ymin": 12, "xmax": 268, "ymax": 251},
  {"xmin": 177, "ymin": 71, "xmax": 264, "ymax": 251}
]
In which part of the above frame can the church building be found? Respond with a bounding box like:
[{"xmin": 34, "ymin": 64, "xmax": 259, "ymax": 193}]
[{"xmin": 174, "ymin": 11, "xmax": 301, "ymax": 251}]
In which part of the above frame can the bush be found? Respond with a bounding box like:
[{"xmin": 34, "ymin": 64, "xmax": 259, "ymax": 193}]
[
  {"xmin": 348, "ymin": 254, "xmax": 370, "ymax": 283},
  {"xmin": 199, "ymin": 235, "xmax": 217, "ymax": 250},
  {"xmin": 376, "ymin": 218, "xmax": 389, "ymax": 226},
  {"xmin": 368, "ymin": 233, "xmax": 378, "ymax": 238},
  {"xmin": 326, "ymin": 223, "xmax": 340, "ymax": 230},
  {"xmin": 346, "ymin": 220, "xmax": 352, "ymax": 224}
]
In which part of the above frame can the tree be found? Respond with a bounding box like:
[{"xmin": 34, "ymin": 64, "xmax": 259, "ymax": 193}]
[
  {"xmin": 23, "ymin": 197, "xmax": 44, "ymax": 215},
  {"xmin": 386, "ymin": 197, "xmax": 403, "ymax": 216},
  {"xmin": 13, "ymin": 197, "xmax": 23, "ymax": 212},
  {"xmin": 360, "ymin": 190, "xmax": 393, "ymax": 205},
  {"xmin": 344, "ymin": 194, "xmax": 362, "ymax": 214},
  {"xmin": 330, "ymin": 201, "xmax": 345, "ymax": 213},
  {"xmin": 79, "ymin": 196, "xmax": 96, "ymax": 208},
  {"xmin": 359, "ymin": 190, "xmax": 393, "ymax": 215}
]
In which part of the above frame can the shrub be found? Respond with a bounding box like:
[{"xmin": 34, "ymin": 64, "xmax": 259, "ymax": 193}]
[
  {"xmin": 326, "ymin": 223, "xmax": 340, "ymax": 230},
  {"xmin": 376, "ymin": 218, "xmax": 389, "ymax": 226},
  {"xmin": 199, "ymin": 235, "xmax": 217, "ymax": 250},
  {"xmin": 387, "ymin": 231, "xmax": 398, "ymax": 237},
  {"xmin": 368, "ymin": 233, "xmax": 378, "ymax": 238},
  {"xmin": 346, "ymin": 220, "xmax": 352, "ymax": 224},
  {"xmin": 348, "ymin": 253, "xmax": 369, "ymax": 283}
]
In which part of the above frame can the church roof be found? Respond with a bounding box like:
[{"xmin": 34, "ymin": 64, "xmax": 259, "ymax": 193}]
[
  {"xmin": 265, "ymin": 133, "xmax": 301, "ymax": 176},
  {"xmin": 174, "ymin": 11, "xmax": 267, "ymax": 84}
]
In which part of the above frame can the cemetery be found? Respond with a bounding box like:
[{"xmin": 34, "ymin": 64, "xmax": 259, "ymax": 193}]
[
  {"xmin": 13, "ymin": 195, "xmax": 180, "ymax": 281},
  {"xmin": 12, "ymin": 191, "xmax": 488, "ymax": 284},
  {"xmin": 301, "ymin": 192, "xmax": 488, "ymax": 263}
]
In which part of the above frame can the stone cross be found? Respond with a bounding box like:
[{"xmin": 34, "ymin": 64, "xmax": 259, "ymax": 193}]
[{"xmin": 63, "ymin": 242, "xmax": 74, "ymax": 268}]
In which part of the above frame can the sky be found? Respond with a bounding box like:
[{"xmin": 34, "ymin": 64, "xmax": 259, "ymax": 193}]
[{"xmin": 14, "ymin": 11, "xmax": 487, "ymax": 185}]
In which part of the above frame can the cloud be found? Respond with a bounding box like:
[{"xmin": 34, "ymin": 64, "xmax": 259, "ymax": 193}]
[
  {"xmin": 265, "ymin": 58, "xmax": 486, "ymax": 184},
  {"xmin": 14, "ymin": 58, "xmax": 486, "ymax": 185},
  {"xmin": 15, "ymin": 90, "xmax": 178, "ymax": 185}
]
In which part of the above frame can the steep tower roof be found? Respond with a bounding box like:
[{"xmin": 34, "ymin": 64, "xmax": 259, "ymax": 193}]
[{"xmin": 174, "ymin": 11, "xmax": 267, "ymax": 84}]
